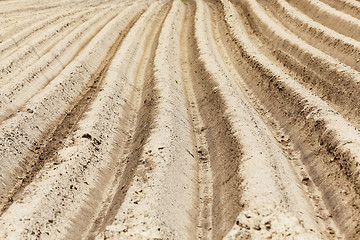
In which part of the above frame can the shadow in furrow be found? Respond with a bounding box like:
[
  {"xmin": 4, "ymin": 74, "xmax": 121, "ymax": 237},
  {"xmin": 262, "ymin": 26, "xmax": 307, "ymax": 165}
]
[
  {"xmin": 86, "ymin": 9, "xmax": 167, "ymax": 239},
  {"xmin": 186, "ymin": 2, "xmax": 244, "ymax": 239},
  {"xmin": 221, "ymin": 1, "xmax": 360, "ymax": 237},
  {"xmin": 89, "ymin": 75, "xmax": 159, "ymax": 239},
  {"xmin": 0, "ymin": 11, "xmax": 143, "ymax": 218}
]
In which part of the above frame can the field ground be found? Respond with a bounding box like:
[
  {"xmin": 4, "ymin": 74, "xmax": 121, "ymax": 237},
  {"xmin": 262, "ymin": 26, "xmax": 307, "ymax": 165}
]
[{"xmin": 1, "ymin": 0, "xmax": 360, "ymax": 239}]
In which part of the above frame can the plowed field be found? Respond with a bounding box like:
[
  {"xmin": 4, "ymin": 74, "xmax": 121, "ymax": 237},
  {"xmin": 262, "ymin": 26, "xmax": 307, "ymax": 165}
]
[{"xmin": 1, "ymin": 0, "xmax": 360, "ymax": 239}]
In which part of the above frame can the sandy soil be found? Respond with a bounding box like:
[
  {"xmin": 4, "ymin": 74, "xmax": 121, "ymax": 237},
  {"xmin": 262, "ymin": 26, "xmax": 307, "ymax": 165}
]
[{"xmin": 1, "ymin": 0, "xmax": 360, "ymax": 239}]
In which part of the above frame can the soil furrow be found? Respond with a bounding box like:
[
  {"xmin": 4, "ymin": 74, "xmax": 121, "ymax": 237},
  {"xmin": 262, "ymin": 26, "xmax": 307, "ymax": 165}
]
[
  {"xmin": 0, "ymin": 3, "xmax": 144, "ymax": 218},
  {"xmin": 286, "ymin": 0, "xmax": 360, "ymax": 41},
  {"xmin": 193, "ymin": 0, "xmax": 337, "ymax": 238},
  {"xmin": 0, "ymin": 0, "xmax": 121, "ymax": 51},
  {"xmin": 0, "ymin": 0, "xmax": 106, "ymax": 37},
  {"xmin": 0, "ymin": 8, "xmax": 87, "ymax": 59},
  {"xmin": 233, "ymin": 0, "xmax": 360, "ymax": 135},
  {"xmin": 209, "ymin": 1, "xmax": 341, "ymax": 238},
  {"xmin": 0, "ymin": 0, "xmax": 130, "ymax": 59},
  {"xmin": 0, "ymin": 0, "xmax": 100, "ymax": 16},
  {"xmin": 85, "ymin": 2, "xmax": 170, "ymax": 238},
  {"xmin": 97, "ymin": 1, "xmax": 199, "ymax": 239},
  {"xmin": 179, "ymin": 4, "xmax": 213, "ymax": 239},
  {"xmin": 0, "ymin": 14, "xmax": 54, "ymax": 43},
  {"xmin": 0, "ymin": 2, "xmax": 166, "ymax": 239},
  {"xmin": 0, "ymin": 7, "xmax": 123, "ymax": 123},
  {"xmin": 0, "ymin": 4, "xmax": 146, "ymax": 213},
  {"xmin": 0, "ymin": 0, "xmax": 80, "ymax": 14},
  {"xmin": 257, "ymin": 0, "xmax": 360, "ymax": 72},
  {"xmin": 2, "ymin": 0, "xmax": 360, "ymax": 239},
  {"xmin": 0, "ymin": 8, "xmax": 99, "ymax": 87},
  {"xmin": 221, "ymin": 0, "xmax": 360, "ymax": 237},
  {"xmin": 318, "ymin": 0, "xmax": 360, "ymax": 19}
]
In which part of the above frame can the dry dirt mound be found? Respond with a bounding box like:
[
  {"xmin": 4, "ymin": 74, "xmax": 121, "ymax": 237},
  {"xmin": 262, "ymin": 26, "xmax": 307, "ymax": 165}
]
[{"xmin": 1, "ymin": 0, "xmax": 360, "ymax": 239}]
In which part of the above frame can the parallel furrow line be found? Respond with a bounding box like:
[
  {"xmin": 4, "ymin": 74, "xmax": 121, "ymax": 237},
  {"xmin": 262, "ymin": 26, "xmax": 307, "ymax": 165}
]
[
  {"xmin": 0, "ymin": 0, "xmax": 121, "ymax": 59},
  {"xmin": 286, "ymin": 0, "xmax": 360, "ymax": 41},
  {"xmin": 0, "ymin": 0, "xmax": 96, "ymax": 15},
  {"xmin": 0, "ymin": 0, "xmax": 106, "ymax": 32},
  {"xmin": 0, "ymin": 7, "xmax": 126, "ymax": 123},
  {"xmin": 98, "ymin": 1, "xmax": 199, "ymax": 239},
  {"xmin": 0, "ymin": 3, "xmax": 146, "ymax": 212},
  {"xmin": 194, "ymin": 0, "xmax": 332, "ymax": 238},
  {"xmin": 0, "ymin": 8, "xmax": 99, "ymax": 86},
  {"xmin": 0, "ymin": 2, "xmax": 165, "ymax": 239},
  {"xmin": 0, "ymin": 8, "xmax": 88, "ymax": 59},
  {"xmin": 235, "ymin": 0, "xmax": 360, "ymax": 134},
  {"xmin": 258, "ymin": 0, "xmax": 360, "ymax": 72},
  {"xmin": 222, "ymin": 0, "xmax": 360, "ymax": 237},
  {"xmin": 319, "ymin": 0, "xmax": 360, "ymax": 19},
  {"xmin": 210, "ymin": 1, "xmax": 341, "ymax": 238},
  {"xmin": 179, "ymin": 3, "xmax": 213, "ymax": 239}
]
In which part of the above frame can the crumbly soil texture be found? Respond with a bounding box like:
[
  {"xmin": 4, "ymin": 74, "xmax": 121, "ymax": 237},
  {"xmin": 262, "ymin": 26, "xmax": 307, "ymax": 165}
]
[{"xmin": 1, "ymin": 0, "xmax": 360, "ymax": 239}]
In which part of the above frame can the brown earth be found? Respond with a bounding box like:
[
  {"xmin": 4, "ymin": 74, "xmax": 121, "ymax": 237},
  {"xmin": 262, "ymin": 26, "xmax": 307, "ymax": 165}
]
[{"xmin": 1, "ymin": 0, "xmax": 360, "ymax": 239}]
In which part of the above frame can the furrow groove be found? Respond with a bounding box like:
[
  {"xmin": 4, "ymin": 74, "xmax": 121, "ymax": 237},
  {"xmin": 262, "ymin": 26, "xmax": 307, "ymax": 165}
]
[
  {"xmin": 221, "ymin": 0, "xmax": 360, "ymax": 237},
  {"xmin": 286, "ymin": 0, "xmax": 360, "ymax": 40},
  {"xmin": 234, "ymin": 0, "xmax": 360, "ymax": 136},
  {"xmin": 97, "ymin": 1, "xmax": 198, "ymax": 238},
  {"xmin": 0, "ymin": 7, "xmax": 123, "ymax": 123},
  {"xmin": 2, "ymin": 0, "xmax": 360, "ymax": 239},
  {"xmin": 0, "ymin": 3, "xmax": 146, "ymax": 214}
]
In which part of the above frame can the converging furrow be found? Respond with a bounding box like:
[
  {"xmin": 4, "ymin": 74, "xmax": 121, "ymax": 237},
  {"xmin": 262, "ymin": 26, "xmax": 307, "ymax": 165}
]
[{"xmin": 2, "ymin": 0, "xmax": 360, "ymax": 239}]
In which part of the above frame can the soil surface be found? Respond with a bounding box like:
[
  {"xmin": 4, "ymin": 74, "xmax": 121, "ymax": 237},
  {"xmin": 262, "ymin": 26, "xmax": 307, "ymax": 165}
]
[{"xmin": 1, "ymin": 0, "xmax": 360, "ymax": 239}]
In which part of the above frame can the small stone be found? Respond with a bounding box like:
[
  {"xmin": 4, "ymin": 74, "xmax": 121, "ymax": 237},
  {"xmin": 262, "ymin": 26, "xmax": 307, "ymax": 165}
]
[
  {"xmin": 82, "ymin": 134, "xmax": 92, "ymax": 140},
  {"xmin": 93, "ymin": 138, "xmax": 101, "ymax": 145},
  {"xmin": 302, "ymin": 177, "xmax": 310, "ymax": 184},
  {"xmin": 265, "ymin": 221, "xmax": 271, "ymax": 230}
]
